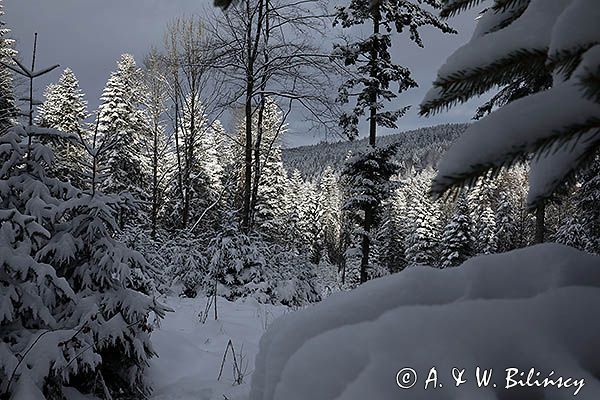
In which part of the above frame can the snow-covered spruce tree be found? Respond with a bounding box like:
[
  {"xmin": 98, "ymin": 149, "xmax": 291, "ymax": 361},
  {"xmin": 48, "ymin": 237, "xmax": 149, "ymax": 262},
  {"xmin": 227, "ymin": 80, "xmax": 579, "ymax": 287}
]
[
  {"xmin": 0, "ymin": 126, "xmax": 82, "ymax": 399},
  {"xmin": 440, "ymin": 196, "xmax": 473, "ymax": 267},
  {"xmin": 37, "ymin": 68, "xmax": 89, "ymax": 187},
  {"xmin": 421, "ymin": 0, "xmax": 600, "ymax": 208},
  {"xmin": 269, "ymin": 245, "xmax": 321, "ymax": 307},
  {"xmin": 284, "ymin": 170, "xmax": 324, "ymax": 259},
  {"xmin": 98, "ymin": 54, "xmax": 150, "ymax": 226},
  {"xmin": 554, "ymin": 213, "xmax": 592, "ymax": 252},
  {"xmin": 382, "ymin": 186, "xmax": 409, "ymax": 272},
  {"xmin": 342, "ymin": 143, "xmax": 400, "ymax": 282},
  {"xmin": 494, "ymin": 168, "xmax": 527, "ymax": 251},
  {"xmin": 253, "ymin": 100, "xmax": 289, "ymax": 240},
  {"xmin": 41, "ymin": 120, "xmax": 165, "ymax": 396},
  {"xmin": 42, "ymin": 193, "xmax": 165, "ymax": 397},
  {"xmin": 333, "ymin": 0, "xmax": 456, "ymax": 141},
  {"xmin": 319, "ymin": 166, "xmax": 344, "ymax": 267},
  {"xmin": 316, "ymin": 253, "xmax": 341, "ymax": 297},
  {"xmin": 211, "ymin": 119, "xmax": 237, "ymax": 178},
  {"xmin": 342, "ymin": 239, "xmax": 362, "ymax": 289},
  {"xmin": 0, "ymin": 125, "xmax": 166, "ymax": 399},
  {"xmin": 299, "ymin": 180, "xmax": 325, "ymax": 264},
  {"xmin": 202, "ymin": 121, "xmax": 225, "ymax": 194},
  {"xmin": 404, "ymin": 170, "xmax": 441, "ymax": 266},
  {"xmin": 0, "ymin": 0, "xmax": 15, "ymax": 128},
  {"xmin": 555, "ymin": 156, "xmax": 600, "ymax": 253},
  {"xmin": 467, "ymin": 180, "xmax": 498, "ymax": 255},
  {"xmin": 285, "ymin": 169, "xmax": 307, "ymax": 244},
  {"xmin": 576, "ymin": 157, "xmax": 600, "ymax": 253}
]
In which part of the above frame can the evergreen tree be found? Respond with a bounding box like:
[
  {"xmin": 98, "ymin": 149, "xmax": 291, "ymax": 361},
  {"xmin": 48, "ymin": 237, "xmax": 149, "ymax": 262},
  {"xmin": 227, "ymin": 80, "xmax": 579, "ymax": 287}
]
[
  {"xmin": 98, "ymin": 54, "xmax": 150, "ymax": 223},
  {"xmin": 164, "ymin": 96, "xmax": 224, "ymax": 230},
  {"xmin": 299, "ymin": 180, "xmax": 325, "ymax": 264},
  {"xmin": 554, "ymin": 214, "xmax": 592, "ymax": 252},
  {"xmin": 468, "ymin": 181, "xmax": 498, "ymax": 254},
  {"xmin": 37, "ymin": 68, "xmax": 89, "ymax": 186},
  {"xmin": 0, "ymin": 125, "xmax": 165, "ymax": 399},
  {"xmin": 0, "ymin": 0, "xmax": 16, "ymax": 128},
  {"xmin": 333, "ymin": 0, "xmax": 455, "ymax": 141},
  {"xmin": 342, "ymin": 143, "xmax": 400, "ymax": 281},
  {"xmin": 286, "ymin": 169, "xmax": 306, "ymax": 243},
  {"xmin": 342, "ymin": 239, "xmax": 362, "ymax": 289},
  {"xmin": 477, "ymin": 205, "xmax": 498, "ymax": 254},
  {"xmin": 569, "ymin": 156, "xmax": 600, "ymax": 253},
  {"xmin": 38, "ymin": 68, "xmax": 88, "ymax": 135},
  {"xmin": 253, "ymin": 100, "xmax": 288, "ymax": 239},
  {"xmin": 404, "ymin": 170, "xmax": 441, "ymax": 266},
  {"xmin": 382, "ymin": 186, "xmax": 408, "ymax": 272},
  {"xmin": 201, "ymin": 121, "xmax": 225, "ymax": 195},
  {"xmin": 206, "ymin": 218, "xmax": 274, "ymax": 303},
  {"xmin": 440, "ymin": 197, "xmax": 473, "ymax": 267},
  {"xmin": 319, "ymin": 166, "xmax": 343, "ymax": 267},
  {"xmin": 0, "ymin": 126, "xmax": 80, "ymax": 399},
  {"xmin": 316, "ymin": 252, "xmax": 340, "ymax": 297}
]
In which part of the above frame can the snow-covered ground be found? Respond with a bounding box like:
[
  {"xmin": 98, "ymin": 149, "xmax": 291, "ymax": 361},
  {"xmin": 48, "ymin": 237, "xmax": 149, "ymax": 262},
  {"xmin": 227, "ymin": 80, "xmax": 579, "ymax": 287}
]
[
  {"xmin": 149, "ymin": 296, "xmax": 289, "ymax": 400},
  {"xmin": 146, "ymin": 244, "xmax": 600, "ymax": 400}
]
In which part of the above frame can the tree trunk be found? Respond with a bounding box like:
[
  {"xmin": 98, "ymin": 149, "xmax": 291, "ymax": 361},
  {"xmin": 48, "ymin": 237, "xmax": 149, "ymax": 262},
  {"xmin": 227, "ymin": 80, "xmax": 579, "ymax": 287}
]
[
  {"xmin": 241, "ymin": 0, "xmax": 265, "ymax": 231},
  {"xmin": 360, "ymin": 207, "xmax": 373, "ymax": 284},
  {"xmin": 359, "ymin": 3, "xmax": 381, "ymax": 283},
  {"xmin": 242, "ymin": 79, "xmax": 254, "ymax": 230},
  {"xmin": 249, "ymin": 0, "xmax": 270, "ymax": 228},
  {"xmin": 151, "ymin": 121, "xmax": 159, "ymax": 239},
  {"xmin": 368, "ymin": 3, "xmax": 380, "ymax": 148},
  {"xmin": 250, "ymin": 100, "xmax": 264, "ymax": 228}
]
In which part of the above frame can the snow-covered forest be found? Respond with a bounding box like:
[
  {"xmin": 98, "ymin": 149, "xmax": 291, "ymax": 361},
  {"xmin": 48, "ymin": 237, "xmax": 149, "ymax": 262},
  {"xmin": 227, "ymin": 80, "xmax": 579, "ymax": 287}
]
[{"xmin": 1, "ymin": 0, "xmax": 599, "ymax": 399}]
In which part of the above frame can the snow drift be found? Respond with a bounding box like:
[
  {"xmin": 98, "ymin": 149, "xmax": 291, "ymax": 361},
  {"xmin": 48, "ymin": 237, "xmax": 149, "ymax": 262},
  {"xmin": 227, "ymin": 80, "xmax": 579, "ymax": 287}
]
[{"xmin": 250, "ymin": 244, "xmax": 600, "ymax": 400}]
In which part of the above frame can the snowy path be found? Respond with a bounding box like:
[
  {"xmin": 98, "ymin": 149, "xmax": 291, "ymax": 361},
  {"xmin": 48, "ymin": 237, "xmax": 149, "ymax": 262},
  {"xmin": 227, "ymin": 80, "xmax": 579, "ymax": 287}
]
[{"xmin": 149, "ymin": 297, "xmax": 289, "ymax": 400}]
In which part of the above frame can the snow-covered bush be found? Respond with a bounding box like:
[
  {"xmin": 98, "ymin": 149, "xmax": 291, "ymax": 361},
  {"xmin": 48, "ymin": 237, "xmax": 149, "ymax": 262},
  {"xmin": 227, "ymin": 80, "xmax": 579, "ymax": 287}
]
[
  {"xmin": 154, "ymin": 232, "xmax": 208, "ymax": 297},
  {"xmin": 269, "ymin": 246, "xmax": 321, "ymax": 307},
  {"xmin": 118, "ymin": 227, "xmax": 171, "ymax": 293},
  {"xmin": 205, "ymin": 223, "xmax": 275, "ymax": 303},
  {"xmin": 203, "ymin": 219, "xmax": 321, "ymax": 306}
]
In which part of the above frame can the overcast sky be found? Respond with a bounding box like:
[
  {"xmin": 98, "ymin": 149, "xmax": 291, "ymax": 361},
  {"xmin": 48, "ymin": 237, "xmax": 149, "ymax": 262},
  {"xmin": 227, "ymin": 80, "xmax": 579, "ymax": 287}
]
[{"xmin": 5, "ymin": 0, "xmax": 483, "ymax": 147}]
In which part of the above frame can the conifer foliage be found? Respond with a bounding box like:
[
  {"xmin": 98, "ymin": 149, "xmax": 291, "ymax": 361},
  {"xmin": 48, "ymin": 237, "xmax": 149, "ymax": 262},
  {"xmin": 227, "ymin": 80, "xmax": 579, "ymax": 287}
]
[{"xmin": 421, "ymin": 0, "xmax": 600, "ymax": 206}]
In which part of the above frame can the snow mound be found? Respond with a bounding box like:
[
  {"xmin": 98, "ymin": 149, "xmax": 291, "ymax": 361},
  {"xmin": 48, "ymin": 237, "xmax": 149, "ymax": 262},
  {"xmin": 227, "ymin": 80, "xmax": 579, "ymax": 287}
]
[{"xmin": 250, "ymin": 244, "xmax": 600, "ymax": 400}]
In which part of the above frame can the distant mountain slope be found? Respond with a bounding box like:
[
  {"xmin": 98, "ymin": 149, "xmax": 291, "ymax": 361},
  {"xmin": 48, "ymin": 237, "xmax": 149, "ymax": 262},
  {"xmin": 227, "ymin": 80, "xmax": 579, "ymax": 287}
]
[{"xmin": 282, "ymin": 124, "xmax": 468, "ymax": 180}]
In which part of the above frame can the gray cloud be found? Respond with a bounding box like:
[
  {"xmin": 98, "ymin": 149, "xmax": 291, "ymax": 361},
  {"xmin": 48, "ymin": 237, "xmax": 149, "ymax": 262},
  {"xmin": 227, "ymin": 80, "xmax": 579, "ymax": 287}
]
[{"xmin": 5, "ymin": 0, "xmax": 483, "ymax": 147}]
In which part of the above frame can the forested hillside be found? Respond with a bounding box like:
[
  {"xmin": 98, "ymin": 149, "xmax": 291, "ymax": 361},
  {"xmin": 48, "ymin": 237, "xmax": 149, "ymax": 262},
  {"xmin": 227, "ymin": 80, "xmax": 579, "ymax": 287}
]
[{"xmin": 283, "ymin": 124, "xmax": 467, "ymax": 179}]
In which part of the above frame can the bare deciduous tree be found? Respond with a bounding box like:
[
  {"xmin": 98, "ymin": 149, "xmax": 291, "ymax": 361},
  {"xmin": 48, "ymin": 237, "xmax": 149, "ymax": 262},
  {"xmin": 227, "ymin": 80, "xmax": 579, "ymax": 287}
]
[{"xmin": 209, "ymin": 0, "xmax": 341, "ymax": 230}]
